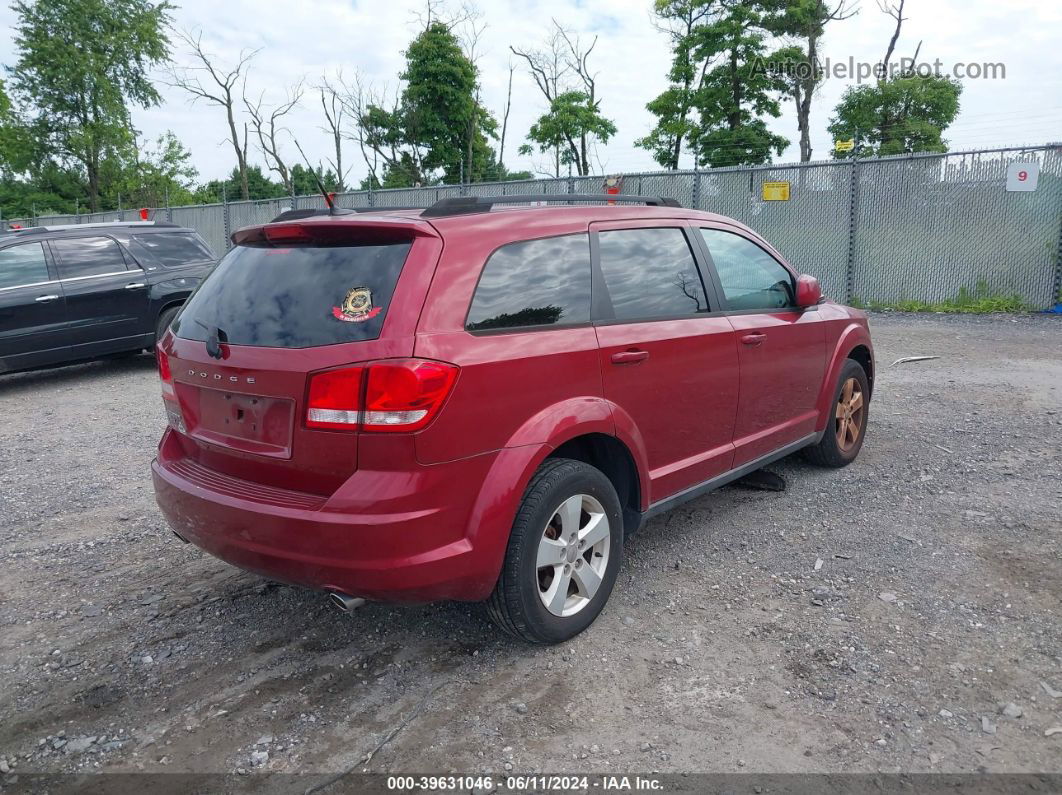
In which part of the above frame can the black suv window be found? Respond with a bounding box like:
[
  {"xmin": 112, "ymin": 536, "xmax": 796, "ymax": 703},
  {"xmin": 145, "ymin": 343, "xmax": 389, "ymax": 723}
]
[
  {"xmin": 466, "ymin": 234, "xmax": 591, "ymax": 331},
  {"xmin": 132, "ymin": 232, "xmax": 214, "ymax": 267},
  {"xmin": 174, "ymin": 241, "xmax": 411, "ymax": 348},
  {"xmin": 698, "ymin": 228, "xmax": 794, "ymax": 310},
  {"xmin": 597, "ymin": 227, "xmax": 707, "ymax": 319},
  {"xmin": 0, "ymin": 242, "xmax": 50, "ymax": 290},
  {"xmin": 51, "ymin": 236, "xmax": 129, "ymax": 279}
]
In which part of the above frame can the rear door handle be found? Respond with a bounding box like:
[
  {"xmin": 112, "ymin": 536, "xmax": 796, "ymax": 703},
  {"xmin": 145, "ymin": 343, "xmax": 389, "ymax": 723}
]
[
  {"xmin": 611, "ymin": 350, "xmax": 650, "ymax": 365},
  {"xmin": 125, "ymin": 282, "xmax": 146, "ymax": 289},
  {"xmin": 35, "ymin": 294, "xmax": 60, "ymax": 303},
  {"xmin": 741, "ymin": 333, "xmax": 767, "ymax": 346}
]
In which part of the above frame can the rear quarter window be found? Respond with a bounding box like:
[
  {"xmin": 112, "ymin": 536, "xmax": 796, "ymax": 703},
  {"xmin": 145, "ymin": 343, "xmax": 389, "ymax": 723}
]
[
  {"xmin": 466, "ymin": 234, "xmax": 591, "ymax": 331},
  {"xmin": 173, "ymin": 241, "xmax": 412, "ymax": 348},
  {"xmin": 132, "ymin": 232, "xmax": 215, "ymax": 268}
]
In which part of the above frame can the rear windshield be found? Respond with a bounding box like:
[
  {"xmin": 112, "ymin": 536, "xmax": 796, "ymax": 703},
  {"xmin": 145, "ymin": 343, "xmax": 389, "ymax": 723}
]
[
  {"xmin": 173, "ymin": 242, "xmax": 411, "ymax": 348},
  {"xmin": 132, "ymin": 232, "xmax": 215, "ymax": 267}
]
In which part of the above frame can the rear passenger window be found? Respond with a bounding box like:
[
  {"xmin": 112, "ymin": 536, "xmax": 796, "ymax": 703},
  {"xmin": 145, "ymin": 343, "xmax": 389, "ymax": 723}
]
[
  {"xmin": 0, "ymin": 242, "xmax": 50, "ymax": 290},
  {"xmin": 133, "ymin": 232, "xmax": 215, "ymax": 267},
  {"xmin": 51, "ymin": 237, "xmax": 128, "ymax": 279},
  {"xmin": 597, "ymin": 228, "xmax": 707, "ymax": 320},
  {"xmin": 466, "ymin": 234, "xmax": 591, "ymax": 331}
]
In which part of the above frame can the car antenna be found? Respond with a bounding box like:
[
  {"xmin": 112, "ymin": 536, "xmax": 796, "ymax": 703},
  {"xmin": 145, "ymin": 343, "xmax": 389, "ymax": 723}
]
[{"xmin": 292, "ymin": 138, "xmax": 342, "ymax": 215}]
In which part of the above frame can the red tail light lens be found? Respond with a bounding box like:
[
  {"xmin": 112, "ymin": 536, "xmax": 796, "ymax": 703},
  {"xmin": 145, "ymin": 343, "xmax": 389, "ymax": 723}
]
[
  {"xmin": 306, "ymin": 366, "xmax": 365, "ymax": 430},
  {"xmin": 156, "ymin": 347, "xmax": 172, "ymax": 383},
  {"xmin": 362, "ymin": 359, "xmax": 459, "ymax": 432},
  {"xmin": 156, "ymin": 347, "xmax": 185, "ymax": 432},
  {"xmin": 305, "ymin": 359, "xmax": 458, "ymax": 432}
]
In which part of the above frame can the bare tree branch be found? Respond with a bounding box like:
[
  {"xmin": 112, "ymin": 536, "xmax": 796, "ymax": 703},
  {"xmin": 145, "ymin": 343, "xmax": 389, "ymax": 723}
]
[
  {"xmin": 879, "ymin": 0, "xmax": 907, "ymax": 77},
  {"xmin": 244, "ymin": 79, "xmax": 303, "ymax": 195},
  {"xmin": 498, "ymin": 60, "xmax": 515, "ymax": 169},
  {"xmin": 318, "ymin": 71, "xmax": 351, "ymax": 192},
  {"xmin": 168, "ymin": 29, "xmax": 259, "ymax": 200}
]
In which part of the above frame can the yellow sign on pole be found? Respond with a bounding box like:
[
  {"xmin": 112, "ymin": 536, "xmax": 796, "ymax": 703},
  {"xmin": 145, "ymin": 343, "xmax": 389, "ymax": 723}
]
[
  {"xmin": 835, "ymin": 139, "xmax": 855, "ymax": 152},
  {"xmin": 762, "ymin": 181, "xmax": 790, "ymax": 201}
]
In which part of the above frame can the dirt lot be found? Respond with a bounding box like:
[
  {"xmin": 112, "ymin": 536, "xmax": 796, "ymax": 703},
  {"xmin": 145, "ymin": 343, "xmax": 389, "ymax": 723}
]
[{"xmin": 1, "ymin": 313, "xmax": 1060, "ymax": 788}]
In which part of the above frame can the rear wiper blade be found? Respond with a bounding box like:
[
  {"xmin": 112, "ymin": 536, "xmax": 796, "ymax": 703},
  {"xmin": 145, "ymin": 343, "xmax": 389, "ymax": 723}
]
[{"xmin": 194, "ymin": 319, "xmax": 228, "ymax": 359}]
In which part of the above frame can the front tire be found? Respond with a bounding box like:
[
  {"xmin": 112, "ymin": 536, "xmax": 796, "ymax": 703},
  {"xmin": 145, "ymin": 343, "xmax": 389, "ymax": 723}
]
[
  {"xmin": 803, "ymin": 358, "xmax": 870, "ymax": 468},
  {"xmin": 486, "ymin": 458, "xmax": 624, "ymax": 644}
]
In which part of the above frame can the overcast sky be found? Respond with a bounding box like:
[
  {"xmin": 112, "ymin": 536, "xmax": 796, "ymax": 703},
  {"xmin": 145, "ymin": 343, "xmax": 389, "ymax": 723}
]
[{"xmin": 2, "ymin": 0, "xmax": 1060, "ymax": 188}]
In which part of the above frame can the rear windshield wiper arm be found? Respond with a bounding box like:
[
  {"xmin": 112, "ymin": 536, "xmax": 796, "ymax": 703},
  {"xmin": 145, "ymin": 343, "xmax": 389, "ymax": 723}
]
[{"xmin": 194, "ymin": 319, "xmax": 228, "ymax": 359}]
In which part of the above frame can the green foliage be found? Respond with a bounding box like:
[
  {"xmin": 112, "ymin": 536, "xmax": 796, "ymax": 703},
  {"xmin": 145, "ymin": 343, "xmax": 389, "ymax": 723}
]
[
  {"xmin": 105, "ymin": 132, "xmax": 199, "ymax": 208},
  {"xmin": 520, "ymin": 91, "xmax": 616, "ymax": 174},
  {"xmin": 9, "ymin": 0, "xmax": 173, "ymax": 210},
  {"xmin": 854, "ymin": 282, "xmax": 1028, "ymax": 314},
  {"xmin": 638, "ymin": 0, "xmax": 789, "ymax": 169},
  {"xmin": 357, "ymin": 22, "xmax": 498, "ymax": 187},
  {"xmin": 291, "ymin": 163, "xmax": 339, "ymax": 196},
  {"xmin": 828, "ymin": 74, "xmax": 962, "ymax": 158}
]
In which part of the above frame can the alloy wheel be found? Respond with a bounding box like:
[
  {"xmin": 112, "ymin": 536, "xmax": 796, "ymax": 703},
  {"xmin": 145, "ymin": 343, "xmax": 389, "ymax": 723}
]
[
  {"xmin": 835, "ymin": 376, "xmax": 865, "ymax": 452},
  {"xmin": 536, "ymin": 494, "xmax": 611, "ymax": 617}
]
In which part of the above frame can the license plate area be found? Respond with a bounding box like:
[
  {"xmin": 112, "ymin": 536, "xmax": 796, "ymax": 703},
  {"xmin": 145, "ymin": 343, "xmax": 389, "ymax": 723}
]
[{"xmin": 177, "ymin": 383, "xmax": 295, "ymax": 459}]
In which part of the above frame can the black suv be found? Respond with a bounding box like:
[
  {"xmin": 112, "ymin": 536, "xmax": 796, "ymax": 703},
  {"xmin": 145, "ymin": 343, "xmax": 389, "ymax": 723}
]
[{"xmin": 0, "ymin": 221, "xmax": 216, "ymax": 374}]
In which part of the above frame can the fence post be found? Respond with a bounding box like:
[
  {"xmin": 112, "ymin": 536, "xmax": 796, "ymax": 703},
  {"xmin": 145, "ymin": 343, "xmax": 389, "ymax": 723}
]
[
  {"xmin": 222, "ymin": 186, "xmax": 231, "ymax": 250},
  {"xmin": 1053, "ymin": 208, "xmax": 1062, "ymax": 309},
  {"xmin": 691, "ymin": 170, "xmax": 702, "ymax": 210},
  {"xmin": 845, "ymin": 158, "xmax": 861, "ymax": 303}
]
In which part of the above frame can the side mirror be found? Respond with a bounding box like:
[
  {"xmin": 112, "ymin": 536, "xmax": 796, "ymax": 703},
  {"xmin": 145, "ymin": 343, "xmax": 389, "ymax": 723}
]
[{"xmin": 795, "ymin": 274, "xmax": 822, "ymax": 308}]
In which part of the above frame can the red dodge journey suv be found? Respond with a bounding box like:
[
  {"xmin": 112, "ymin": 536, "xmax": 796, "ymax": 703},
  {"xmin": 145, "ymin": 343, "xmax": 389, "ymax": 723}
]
[{"xmin": 152, "ymin": 194, "xmax": 873, "ymax": 643}]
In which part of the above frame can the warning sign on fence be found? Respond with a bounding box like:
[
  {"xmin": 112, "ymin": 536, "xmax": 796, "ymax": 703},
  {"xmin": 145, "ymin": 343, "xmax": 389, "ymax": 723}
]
[{"xmin": 762, "ymin": 181, "xmax": 791, "ymax": 201}]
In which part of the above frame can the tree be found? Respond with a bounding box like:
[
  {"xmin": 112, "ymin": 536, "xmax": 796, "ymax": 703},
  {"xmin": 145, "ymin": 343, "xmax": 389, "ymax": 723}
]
[
  {"xmin": 348, "ymin": 20, "xmax": 497, "ymax": 187},
  {"xmin": 519, "ymin": 91, "xmax": 616, "ymax": 176},
  {"xmin": 169, "ymin": 31, "xmax": 258, "ymax": 200},
  {"xmin": 245, "ymin": 80, "xmax": 303, "ymax": 195},
  {"xmin": 513, "ymin": 20, "xmax": 613, "ymax": 177},
  {"xmin": 107, "ymin": 131, "xmax": 199, "ymax": 208},
  {"xmin": 828, "ymin": 74, "xmax": 960, "ymax": 157},
  {"xmin": 635, "ymin": 1, "xmax": 714, "ymax": 170},
  {"xmin": 638, "ymin": 1, "xmax": 789, "ymax": 169},
  {"xmin": 761, "ymin": 0, "xmax": 858, "ymax": 161},
  {"xmin": 828, "ymin": 0, "xmax": 961, "ymax": 158},
  {"xmin": 691, "ymin": 1, "xmax": 790, "ymax": 167},
  {"xmin": 511, "ymin": 26, "xmax": 570, "ymax": 176},
  {"xmin": 291, "ymin": 163, "xmax": 339, "ymax": 196},
  {"xmin": 317, "ymin": 73, "xmax": 350, "ymax": 192},
  {"xmin": 200, "ymin": 164, "xmax": 287, "ymax": 202},
  {"xmin": 9, "ymin": 0, "xmax": 173, "ymax": 211}
]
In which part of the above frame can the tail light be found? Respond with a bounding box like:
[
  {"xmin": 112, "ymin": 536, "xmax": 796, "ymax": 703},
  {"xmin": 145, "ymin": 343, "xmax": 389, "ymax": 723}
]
[
  {"xmin": 156, "ymin": 347, "xmax": 186, "ymax": 432},
  {"xmin": 306, "ymin": 366, "xmax": 365, "ymax": 430},
  {"xmin": 306, "ymin": 359, "xmax": 458, "ymax": 432},
  {"xmin": 156, "ymin": 346, "xmax": 172, "ymax": 384}
]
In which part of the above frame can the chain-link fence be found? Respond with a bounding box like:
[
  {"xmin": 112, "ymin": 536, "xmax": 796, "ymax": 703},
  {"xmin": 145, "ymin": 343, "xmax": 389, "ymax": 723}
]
[{"xmin": 5, "ymin": 145, "xmax": 1061, "ymax": 309}]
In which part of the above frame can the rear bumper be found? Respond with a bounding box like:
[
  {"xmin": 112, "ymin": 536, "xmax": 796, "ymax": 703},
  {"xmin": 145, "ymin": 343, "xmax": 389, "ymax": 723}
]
[{"xmin": 151, "ymin": 429, "xmax": 508, "ymax": 602}]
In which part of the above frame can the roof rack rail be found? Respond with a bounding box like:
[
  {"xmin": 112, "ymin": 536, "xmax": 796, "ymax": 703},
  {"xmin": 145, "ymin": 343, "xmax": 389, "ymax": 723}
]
[
  {"xmin": 420, "ymin": 193, "xmax": 681, "ymax": 219},
  {"xmin": 2, "ymin": 220, "xmax": 180, "ymax": 234}
]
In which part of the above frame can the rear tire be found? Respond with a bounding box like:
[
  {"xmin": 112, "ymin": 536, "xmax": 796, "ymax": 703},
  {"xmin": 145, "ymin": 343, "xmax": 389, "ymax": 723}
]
[
  {"xmin": 486, "ymin": 458, "xmax": 623, "ymax": 644},
  {"xmin": 155, "ymin": 306, "xmax": 181, "ymax": 345},
  {"xmin": 803, "ymin": 359, "xmax": 870, "ymax": 468}
]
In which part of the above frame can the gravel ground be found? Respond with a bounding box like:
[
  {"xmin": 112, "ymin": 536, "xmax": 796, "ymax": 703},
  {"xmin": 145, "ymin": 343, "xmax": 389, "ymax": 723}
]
[{"xmin": 1, "ymin": 313, "xmax": 1060, "ymax": 787}]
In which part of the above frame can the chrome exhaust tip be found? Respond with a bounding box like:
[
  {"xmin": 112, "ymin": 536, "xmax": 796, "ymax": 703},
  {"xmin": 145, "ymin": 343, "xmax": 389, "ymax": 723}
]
[{"xmin": 328, "ymin": 592, "xmax": 366, "ymax": 614}]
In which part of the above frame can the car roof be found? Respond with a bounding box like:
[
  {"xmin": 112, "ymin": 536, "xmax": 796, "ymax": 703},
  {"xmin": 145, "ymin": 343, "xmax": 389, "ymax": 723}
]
[{"xmin": 253, "ymin": 203, "xmax": 757, "ymax": 241}]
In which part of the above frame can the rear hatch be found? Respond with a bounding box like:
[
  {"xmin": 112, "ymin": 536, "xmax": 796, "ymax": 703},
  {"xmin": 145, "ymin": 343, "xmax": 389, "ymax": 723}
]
[{"xmin": 157, "ymin": 217, "xmax": 441, "ymax": 496}]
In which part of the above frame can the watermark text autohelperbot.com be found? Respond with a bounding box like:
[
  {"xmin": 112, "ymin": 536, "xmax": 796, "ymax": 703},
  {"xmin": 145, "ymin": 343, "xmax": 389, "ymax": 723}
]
[{"xmin": 753, "ymin": 57, "xmax": 1007, "ymax": 83}]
